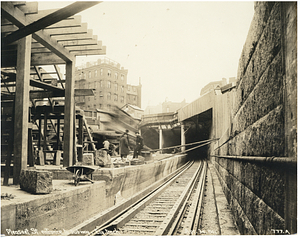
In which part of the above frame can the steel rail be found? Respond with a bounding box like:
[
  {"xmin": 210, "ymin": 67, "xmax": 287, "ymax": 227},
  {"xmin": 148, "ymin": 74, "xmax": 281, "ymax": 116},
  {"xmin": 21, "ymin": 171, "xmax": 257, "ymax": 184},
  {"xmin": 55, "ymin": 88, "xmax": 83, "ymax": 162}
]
[
  {"xmin": 182, "ymin": 161, "xmax": 207, "ymax": 235},
  {"xmin": 166, "ymin": 161, "xmax": 205, "ymax": 235},
  {"xmin": 88, "ymin": 160, "xmax": 194, "ymax": 236},
  {"xmin": 191, "ymin": 162, "xmax": 207, "ymax": 234},
  {"xmin": 154, "ymin": 161, "xmax": 205, "ymax": 236}
]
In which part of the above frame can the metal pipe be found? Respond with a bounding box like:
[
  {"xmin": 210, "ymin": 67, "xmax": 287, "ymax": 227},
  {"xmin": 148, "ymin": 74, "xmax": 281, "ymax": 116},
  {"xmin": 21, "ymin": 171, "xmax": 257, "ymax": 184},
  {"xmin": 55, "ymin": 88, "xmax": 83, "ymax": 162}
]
[{"xmin": 211, "ymin": 155, "xmax": 296, "ymax": 166}]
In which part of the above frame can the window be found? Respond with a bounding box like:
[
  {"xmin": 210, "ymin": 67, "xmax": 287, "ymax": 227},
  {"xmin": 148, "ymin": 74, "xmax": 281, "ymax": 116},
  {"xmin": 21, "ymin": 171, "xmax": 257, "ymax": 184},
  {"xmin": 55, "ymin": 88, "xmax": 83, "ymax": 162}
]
[
  {"xmin": 114, "ymin": 83, "xmax": 118, "ymax": 91},
  {"xmin": 121, "ymin": 85, "xmax": 124, "ymax": 92},
  {"xmin": 121, "ymin": 74, "xmax": 124, "ymax": 81},
  {"xmin": 114, "ymin": 94, "xmax": 118, "ymax": 101},
  {"xmin": 94, "ymin": 81, "xmax": 97, "ymax": 89},
  {"xmin": 83, "ymin": 72, "xmax": 86, "ymax": 79},
  {"xmin": 121, "ymin": 96, "xmax": 124, "ymax": 103},
  {"xmin": 100, "ymin": 68, "xmax": 103, "ymax": 75},
  {"xmin": 95, "ymin": 70, "xmax": 98, "ymax": 77},
  {"xmin": 100, "ymin": 80, "xmax": 103, "ymax": 88},
  {"xmin": 99, "ymin": 104, "xmax": 102, "ymax": 108},
  {"xmin": 107, "ymin": 81, "xmax": 111, "ymax": 88},
  {"xmin": 115, "ymin": 73, "xmax": 118, "ymax": 79},
  {"xmin": 133, "ymin": 95, "xmax": 136, "ymax": 101},
  {"xmin": 127, "ymin": 85, "xmax": 131, "ymax": 91},
  {"xmin": 108, "ymin": 70, "xmax": 111, "ymax": 77},
  {"xmin": 107, "ymin": 92, "xmax": 111, "ymax": 100},
  {"xmin": 133, "ymin": 87, "xmax": 136, "ymax": 92},
  {"xmin": 88, "ymin": 71, "xmax": 91, "ymax": 78}
]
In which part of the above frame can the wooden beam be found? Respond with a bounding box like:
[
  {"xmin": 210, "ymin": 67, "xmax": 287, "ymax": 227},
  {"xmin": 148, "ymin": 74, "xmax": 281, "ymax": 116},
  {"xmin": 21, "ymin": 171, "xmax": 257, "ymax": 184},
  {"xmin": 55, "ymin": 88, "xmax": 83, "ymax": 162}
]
[
  {"xmin": 44, "ymin": 23, "xmax": 88, "ymax": 35},
  {"xmin": 1, "ymin": 2, "xmax": 74, "ymax": 62},
  {"xmin": 54, "ymin": 65, "xmax": 64, "ymax": 89},
  {"xmin": 30, "ymin": 90, "xmax": 65, "ymax": 100},
  {"xmin": 45, "ymin": 15, "xmax": 82, "ymax": 29},
  {"xmin": 53, "ymin": 29, "xmax": 94, "ymax": 41},
  {"xmin": 2, "ymin": 2, "xmax": 100, "ymax": 46},
  {"xmin": 72, "ymin": 47, "xmax": 106, "ymax": 56},
  {"xmin": 33, "ymin": 66, "xmax": 43, "ymax": 81},
  {"xmin": 30, "ymin": 78, "xmax": 64, "ymax": 92},
  {"xmin": 13, "ymin": 34, "xmax": 31, "ymax": 185},
  {"xmin": 65, "ymin": 41, "xmax": 102, "ymax": 51},
  {"xmin": 15, "ymin": 2, "xmax": 38, "ymax": 15},
  {"xmin": 31, "ymin": 37, "xmax": 98, "ymax": 48}
]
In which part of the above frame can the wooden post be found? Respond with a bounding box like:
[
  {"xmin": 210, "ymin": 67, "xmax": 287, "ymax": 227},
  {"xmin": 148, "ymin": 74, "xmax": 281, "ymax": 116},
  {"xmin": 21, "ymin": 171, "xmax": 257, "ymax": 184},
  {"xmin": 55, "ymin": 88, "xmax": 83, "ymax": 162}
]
[
  {"xmin": 55, "ymin": 116, "xmax": 61, "ymax": 165},
  {"xmin": 43, "ymin": 112, "xmax": 48, "ymax": 163},
  {"xmin": 63, "ymin": 61, "xmax": 75, "ymax": 167},
  {"xmin": 13, "ymin": 35, "xmax": 31, "ymax": 185},
  {"xmin": 27, "ymin": 127, "xmax": 34, "ymax": 167},
  {"xmin": 38, "ymin": 117, "xmax": 42, "ymax": 150},
  {"xmin": 78, "ymin": 116, "xmax": 83, "ymax": 162}
]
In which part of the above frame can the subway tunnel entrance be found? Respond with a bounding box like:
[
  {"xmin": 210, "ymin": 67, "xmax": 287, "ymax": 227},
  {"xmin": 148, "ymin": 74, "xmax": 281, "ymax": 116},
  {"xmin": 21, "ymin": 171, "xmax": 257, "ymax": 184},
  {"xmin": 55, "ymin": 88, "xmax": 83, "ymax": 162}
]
[{"xmin": 183, "ymin": 108, "xmax": 213, "ymax": 161}]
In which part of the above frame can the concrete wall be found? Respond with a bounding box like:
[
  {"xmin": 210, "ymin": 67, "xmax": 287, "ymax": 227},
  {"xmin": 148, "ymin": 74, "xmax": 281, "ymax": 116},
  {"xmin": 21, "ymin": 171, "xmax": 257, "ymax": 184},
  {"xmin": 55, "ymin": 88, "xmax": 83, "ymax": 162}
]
[
  {"xmin": 92, "ymin": 154, "xmax": 188, "ymax": 207},
  {"xmin": 1, "ymin": 181, "xmax": 107, "ymax": 236},
  {"xmin": 211, "ymin": 2, "xmax": 297, "ymax": 235},
  {"xmin": 1, "ymin": 155, "xmax": 187, "ymax": 235}
]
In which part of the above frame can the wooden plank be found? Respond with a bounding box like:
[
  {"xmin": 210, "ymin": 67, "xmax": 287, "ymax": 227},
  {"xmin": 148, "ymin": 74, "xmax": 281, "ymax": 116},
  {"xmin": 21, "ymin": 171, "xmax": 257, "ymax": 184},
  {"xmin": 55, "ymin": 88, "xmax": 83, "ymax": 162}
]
[
  {"xmin": 52, "ymin": 29, "xmax": 94, "ymax": 41},
  {"xmin": 30, "ymin": 37, "xmax": 98, "ymax": 48},
  {"xmin": 44, "ymin": 23, "xmax": 88, "ymax": 35},
  {"xmin": 30, "ymin": 90, "xmax": 65, "ymax": 100},
  {"xmin": 63, "ymin": 61, "xmax": 75, "ymax": 167},
  {"xmin": 13, "ymin": 34, "xmax": 31, "ymax": 185},
  {"xmin": 65, "ymin": 41, "xmax": 102, "ymax": 51},
  {"xmin": 72, "ymin": 47, "xmax": 106, "ymax": 56},
  {"xmin": 45, "ymin": 15, "xmax": 82, "ymax": 29},
  {"xmin": 16, "ymin": 2, "xmax": 38, "ymax": 14},
  {"xmin": 31, "ymin": 40, "xmax": 102, "ymax": 53},
  {"xmin": 59, "ymin": 37, "xmax": 98, "ymax": 47},
  {"xmin": 30, "ymin": 78, "xmax": 64, "ymax": 92},
  {"xmin": 1, "ymin": 2, "xmax": 74, "ymax": 62},
  {"xmin": 2, "ymin": 2, "xmax": 100, "ymax": 46},
  {"xmin": 33, "ymin": 66, "xmax": 43, "ymax": 81},
  {"xmin": 54, "ymin": 64, "xmax": 64, "ymax": 89}
]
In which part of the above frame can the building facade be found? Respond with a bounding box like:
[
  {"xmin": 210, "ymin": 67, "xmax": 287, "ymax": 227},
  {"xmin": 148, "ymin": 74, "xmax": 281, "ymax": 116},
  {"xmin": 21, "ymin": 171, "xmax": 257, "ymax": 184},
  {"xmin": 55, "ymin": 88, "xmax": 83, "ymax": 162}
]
[{"xmin": 75, "ymin": 58, "xmax": 142, "ymax": 111}]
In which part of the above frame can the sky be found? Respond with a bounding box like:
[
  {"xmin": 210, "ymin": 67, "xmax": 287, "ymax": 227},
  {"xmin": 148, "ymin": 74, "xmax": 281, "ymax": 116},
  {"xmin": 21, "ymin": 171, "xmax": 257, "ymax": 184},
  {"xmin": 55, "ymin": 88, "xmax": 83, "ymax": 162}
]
[{"xmin": 38, "ymin": 1, "xmax": 254, "ymax": 109}]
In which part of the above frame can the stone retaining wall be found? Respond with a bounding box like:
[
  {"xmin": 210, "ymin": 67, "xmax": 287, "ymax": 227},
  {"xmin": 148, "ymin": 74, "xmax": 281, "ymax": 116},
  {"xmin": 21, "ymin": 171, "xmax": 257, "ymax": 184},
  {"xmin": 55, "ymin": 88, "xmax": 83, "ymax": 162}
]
[{"xmin": 211, "ymin": 2, "xmax": 297, "ymax": 235}]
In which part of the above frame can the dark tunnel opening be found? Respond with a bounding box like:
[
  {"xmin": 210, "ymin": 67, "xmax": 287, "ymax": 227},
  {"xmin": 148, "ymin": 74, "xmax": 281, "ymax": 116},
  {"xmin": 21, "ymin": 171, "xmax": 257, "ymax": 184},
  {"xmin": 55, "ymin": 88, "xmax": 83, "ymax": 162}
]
[{"xmin": 184, "ymin": 108, "xmax": 213, "ymax": 161}]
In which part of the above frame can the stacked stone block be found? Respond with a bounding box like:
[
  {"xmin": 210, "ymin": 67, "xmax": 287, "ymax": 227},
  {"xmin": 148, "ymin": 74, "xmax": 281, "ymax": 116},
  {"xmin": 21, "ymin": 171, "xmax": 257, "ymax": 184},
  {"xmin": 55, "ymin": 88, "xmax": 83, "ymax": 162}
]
[{"xmin": 213, "ymin": 2, "xmax": 297, "ymax": 235}]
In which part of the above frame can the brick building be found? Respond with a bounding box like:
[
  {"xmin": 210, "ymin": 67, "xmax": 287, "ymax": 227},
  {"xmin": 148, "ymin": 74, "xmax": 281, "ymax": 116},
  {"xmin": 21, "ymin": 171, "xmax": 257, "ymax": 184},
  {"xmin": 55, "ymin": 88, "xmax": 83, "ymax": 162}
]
[{"xmin": 75, "ymin": 57, "xmax": 142, "ymax": 111}]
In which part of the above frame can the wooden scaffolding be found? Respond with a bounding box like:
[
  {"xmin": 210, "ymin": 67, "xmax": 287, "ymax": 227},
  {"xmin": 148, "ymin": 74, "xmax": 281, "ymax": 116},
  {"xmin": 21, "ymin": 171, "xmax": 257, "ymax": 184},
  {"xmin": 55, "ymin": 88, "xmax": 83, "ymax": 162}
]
[{"xmin": 1, "ymin": 1, "xmax": 105, "ymax": 184}]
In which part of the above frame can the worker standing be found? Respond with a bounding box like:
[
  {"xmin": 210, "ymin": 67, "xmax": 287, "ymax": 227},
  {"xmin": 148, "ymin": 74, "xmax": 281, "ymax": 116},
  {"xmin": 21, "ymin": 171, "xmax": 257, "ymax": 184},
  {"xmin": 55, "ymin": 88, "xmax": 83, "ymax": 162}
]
[
  {"xmin": 133, "ymin": 132, "xmax": 144, "ymax": 158},
  {"xmin": 119, "ymin": 133, "xmax": 130, "ymax": 159}
]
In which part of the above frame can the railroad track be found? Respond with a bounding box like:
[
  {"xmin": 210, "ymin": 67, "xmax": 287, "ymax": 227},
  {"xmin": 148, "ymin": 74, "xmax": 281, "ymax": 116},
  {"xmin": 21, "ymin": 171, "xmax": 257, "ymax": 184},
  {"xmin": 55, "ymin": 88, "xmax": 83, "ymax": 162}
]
[{"xmin": 88, "ymin": 160, "xmax": 207, "ymax": 236}]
